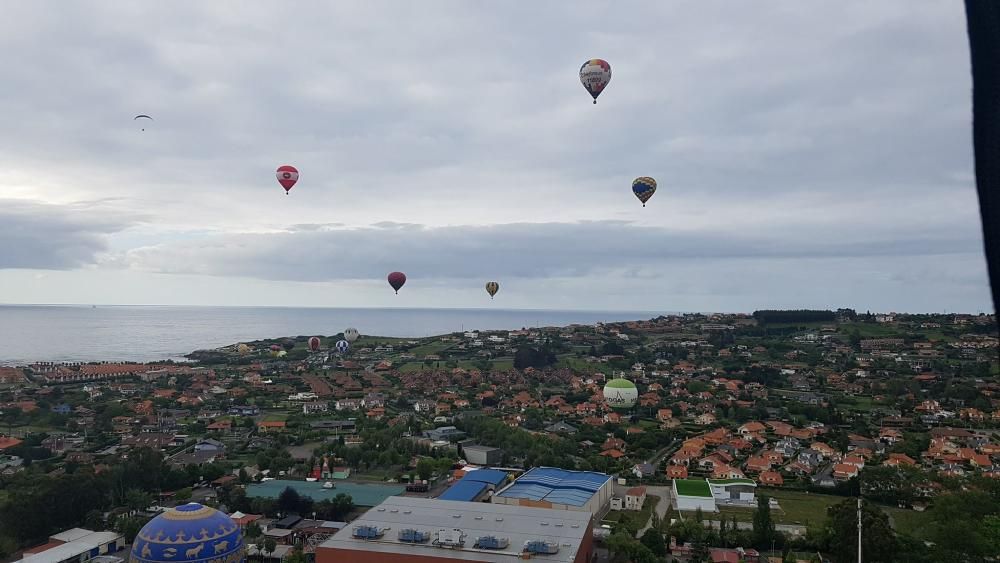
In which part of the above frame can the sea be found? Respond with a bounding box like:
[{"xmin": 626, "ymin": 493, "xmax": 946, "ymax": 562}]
[{"xmin": 0, "ymin": 305, "xmax": 661, "ymax": 365}]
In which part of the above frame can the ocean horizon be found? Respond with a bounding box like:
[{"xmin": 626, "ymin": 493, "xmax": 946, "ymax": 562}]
[{"xmin": 0, "ymin": 304, "xmax": 670, "ymax": 365}]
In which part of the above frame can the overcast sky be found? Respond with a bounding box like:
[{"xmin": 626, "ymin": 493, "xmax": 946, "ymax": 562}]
[{"xmin": 0, "ymin": 1, "xmax": 990, "ymax": 313}]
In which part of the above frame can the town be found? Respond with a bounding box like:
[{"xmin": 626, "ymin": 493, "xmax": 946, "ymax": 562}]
[{"xmin": 0, "ymin": 309, "xmax": 997, "ymax": 563}]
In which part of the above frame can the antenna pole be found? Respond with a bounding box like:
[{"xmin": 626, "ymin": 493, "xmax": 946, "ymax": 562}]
[{"xmin": 857, "ymin": 497, "xmax": 863, "ymax": 563}]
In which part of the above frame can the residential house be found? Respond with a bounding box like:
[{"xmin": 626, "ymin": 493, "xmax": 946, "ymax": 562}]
[
  {"xmin": 666, "ymin": 465, "xmax": 688, "ymax": 479},
  {"xmin": 632, "ymin": 463, "xmax": 655, "ymax": 479},
  {"xmin": 257, "ymin": 421, "xmax": 287, "ymax": 433},
  {"xmin": 759, "ymin": 471, "xmax": 784, "ymax": 486},
  {"xmin": 624, "ymin": 486, "xmax": 647, "ymax": 511}
]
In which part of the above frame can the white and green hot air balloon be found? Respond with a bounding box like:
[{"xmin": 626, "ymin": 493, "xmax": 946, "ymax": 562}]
[{"xmin": 603, "ymin": 377, "xmax": 638, "ymax": 409}]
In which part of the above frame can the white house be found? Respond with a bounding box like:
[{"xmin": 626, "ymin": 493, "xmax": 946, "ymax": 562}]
[
  {"xmin": 624, "ymin": 486, "xmax": 646, "ymax": 511},
  {"xmin": 303, "ymin": 401, "xmax": 329, "ymax": 415}
]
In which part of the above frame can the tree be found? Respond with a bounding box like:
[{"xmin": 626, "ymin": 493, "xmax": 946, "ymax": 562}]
[
  {"xmin": 639, "ymin": 529, "xmax": 666, "ymax": 557},
  {"xmin": 174, "ymin": 487, "xmax": 192, "ymax": 502},
  {"xmin": 824, "ymin": 499, "xmax": 897, "ymax": 563},
  {"xmin": 277, "ymin": 486, "xmax": 301, "ymax": 513},
  {"xmin": 416, "ymin": 458, "xmax": 434, "ymax": 481},
  {"xmin": 752, "ymin": 495, "xmax": 775, "ymax": 550},
  {"xmin": 114, "ymin": 515, "xmax": 151, "ymax": 543},
  {"xmin": 125, "ymin": 488, "xmax": 152, "ymax": 514},
  {"xmin": 263, "ymin": 538, "xmax": 277, "ymax": 560}
]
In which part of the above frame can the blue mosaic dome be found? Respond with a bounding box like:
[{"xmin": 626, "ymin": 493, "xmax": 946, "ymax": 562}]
[{"xmin": 131, "ymin": 503, "xmax": 244, "ymax": 563}]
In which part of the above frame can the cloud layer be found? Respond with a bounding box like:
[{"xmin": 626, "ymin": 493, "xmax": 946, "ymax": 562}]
[{"xmin": 0, "ymin": 1, "xmax": 990, "ymax": 311}]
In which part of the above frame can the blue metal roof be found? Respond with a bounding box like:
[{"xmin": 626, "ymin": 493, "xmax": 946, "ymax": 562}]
[
  {"xmin": 437, "ymin": 480, "xmax": 488, "ymax": 502},
  {"xmin": 495, "ymin": 467, "xmax": 610, "ymax": 507},
  {"xmin": 461, "ymin": 469, "xmax": 508, "ymax": 487}
]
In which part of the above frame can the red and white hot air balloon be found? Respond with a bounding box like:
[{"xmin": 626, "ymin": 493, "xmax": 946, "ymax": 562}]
[
  {"xmin": 276, "ymin": 165, "xmax": 299, "ymax": 195},
  {"xmin": 308, "ymin": 336, "xmax": 321, "ymax": 352}
]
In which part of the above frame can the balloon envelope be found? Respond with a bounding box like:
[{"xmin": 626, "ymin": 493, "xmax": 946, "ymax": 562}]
[
  {"xmin": 632, "ymin": 177, "xmax": 657, "ymax": 206},
  {"xmin": 579, "ymin": 59, "xmax": 611, "ymax": 103},
  {"xmin": 276, "ymin": 165, "xmax": 299, "ymax": 193},
  {"xmin": 335, "ymin": 340, "xmax": 350, "ymax": 354},
  {"xmin": 603, "ymin": 378, "xmax": 638, "ymax": 409},
  {"xmin": 485, "ymin": 281, "xmax": 499, "ymax": 299},
  {"xmin": 388, "ymin": 272, "xmax": 407, "ymax": 294},
  {"xmin": 344, "ymin": 328, "xmax": 359, "ymax": 343},
  {"xmin": 308, "ymin": 337, "xmax": 321, "ymax": 352}
]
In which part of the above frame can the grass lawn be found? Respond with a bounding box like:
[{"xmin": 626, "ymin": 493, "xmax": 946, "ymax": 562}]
[
  {"xmin": 884, "ymin": 506, "xmax": 935, "ymax": 537},
  {"xmin": 409, "ymin": 342, "xmax": 453, "ymax": 356},
  {"xmin": 262, "ymin": 413, "xmax": 288, "ymax": 422},
  {"xmin": 762, "ymin": 488, "xmax": 842, "ymax": 526}
]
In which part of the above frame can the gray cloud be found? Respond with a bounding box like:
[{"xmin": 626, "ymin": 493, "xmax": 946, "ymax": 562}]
[
  {"xmin": 0, "ymin": 200, "xmax": 132, "ymax": 269},
  {"xmin": 120, "ymin": 220, "xmax": 982, "ymax": 282}
]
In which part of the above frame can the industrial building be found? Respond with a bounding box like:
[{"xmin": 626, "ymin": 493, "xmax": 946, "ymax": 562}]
[
  {"xmin": 461, "ymin": 445, "xmax": 502, "ymax": 466},
  {"xmin": 672, "ymin": 478, "xmax": 758, "ymax": 512},
  {"xmin": 437, "ymin": 468, "xmax": 509, "ymax": 503},
  {"xmin": 708, "ymin": 478, "xmax": 757, "ymax": 506},
  {"xmin": 672, "ymin": 479, "xmax": 717, "ymax": 513},
  {"xmin": 315, "ymin": 497, "xmax": 594, "ymax": 563},
  {"xmin": 16, "ymin": 528, "xmax": 124, "ymax": 563},
  {"xmin": 491, "ymin": 467, "xmax": 613, "ymax": 517}
]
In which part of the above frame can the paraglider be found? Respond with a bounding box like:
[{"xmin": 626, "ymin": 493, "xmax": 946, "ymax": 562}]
[
  {"xmin": 344, "ymin": 328, "xmax": 359, "ymax": 343},
  {"xmin": 335, "ymin": 339, "xmax": 350, "ymax": 354},
  {"xmin": 632, "ymin": 177, "xmax": 657, "ymax": 207},
  {"xmin": 134, "ymin": 115, "xmax": 153, "ymax": 131},
  {"xmin": 308, "ymin": 337, "xmax": 321, "ymax": 352},
  {"xmin": 276, "ymin": 165, "xmax": 299, "ymax": 195},
  {"xmin": 387, "ymin": 272, "xmax": 406, "ymax": 294},
  {"xmin": 485, "ymin": 281, "xmax": 499, "ymax": 299},
  {"xmin": 579, "ymin": 59, "xmax": 611, "ymax": 104}
]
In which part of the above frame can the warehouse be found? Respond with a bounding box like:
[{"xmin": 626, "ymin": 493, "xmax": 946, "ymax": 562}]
[
  {"xmin": 437, "ymin": 469, "xmax": 510, "ymax": 503},
  {"xmin": 491, "ymin": 467, "xmax": 613, "ymax": 517},
  {"xmin": 461, "ymin": 445, "xmax": 502, "ymax": 466},
  {"xmin": 315, "ymin": 497, "xmax": 594, "ymax": 563}
]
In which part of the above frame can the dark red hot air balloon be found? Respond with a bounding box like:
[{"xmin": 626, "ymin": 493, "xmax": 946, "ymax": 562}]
[
  {"xmin": 276, "ymin": 165, "xmax": 298, "ymax": 194},
  {"xmin": 308, "ymin": 336, "xmax": 321, "ymax": 351},
  {"xmin": 387, "ymin": 272, "xmax": 406, "ymax": 294}
]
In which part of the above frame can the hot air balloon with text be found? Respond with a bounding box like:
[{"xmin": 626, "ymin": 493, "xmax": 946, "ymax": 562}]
[
  {"xmin": 632, "ymin": 177, "xmax": 656, "ymax": 207},
  {"xmin": 387, "ymin": 272, "xmax": 406, "ymax": 294},
  {"xmin": 579, "ymin": 59, "xmax": 611, "ymax": 104},
  {"xmin": 276, "ymin": 165, "xmax": 298, "ymax": 195},
  {"xmin": 485, "ymin": 281, "xmax": 499, "ymax": 299}
]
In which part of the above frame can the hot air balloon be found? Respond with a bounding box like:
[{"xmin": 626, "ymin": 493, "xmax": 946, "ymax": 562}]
[
  {"xmin": 579, "ymin": 59, "xmax": 611, "ymax": 104},
  {"xmin": 308, "ymin": 337, "xmax": 321, "ymax": 352},
  {"xmin": 335, "ymin": 339, "xmax": 350, "ymax": 354},
  {"xmin": 603, "ymin": 377, "xmax": 638, "ymax": 409},
  {"xmin": 236, "ymin": 343, "xmax": 250, "ymax": 354},
  {"xmin": 276, "ymin": 165, "xmax": 299, "ymax": 195},
  {"xmin": 632, "ymin": 177, "xmax": 657, "ymax": 207},
  {"xmin": 134, "ymin": 114, "xmax": 153, "ymax": 131},
  {"xmin": 344, "ymin": 328, "xmax": 359, "ymax": 343},
  {"xmin": 485, "ymin": 281, "xmax": 499, "ymax": 299},
  {"xmin": 387, "ymin": 272, "xmax": 406, "ymax": 294}
]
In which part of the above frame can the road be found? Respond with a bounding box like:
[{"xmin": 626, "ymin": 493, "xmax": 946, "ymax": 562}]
[{"xmin": 636, "ymin": 485, "xmax": 673, "ymax": 537}]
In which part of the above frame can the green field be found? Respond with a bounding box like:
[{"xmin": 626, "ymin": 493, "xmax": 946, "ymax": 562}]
[
  {"xmin": 262, "ymin": 413, "xmax": 288, "ymax": 422},
  {"xmin": 408, "ymin": 342, "xmax": 453, "ymax": 356},
  {"xmin": 884, "ymin": 506, "xmax": 935, "ymax": 537},
  {"xmin": 763, "ymin": 489, "xmax": 842, "ymax": 526}
]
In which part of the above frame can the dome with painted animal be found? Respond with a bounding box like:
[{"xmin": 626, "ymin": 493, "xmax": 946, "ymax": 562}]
[{"xmin": 130, "ymin": 503, "xmax": 244, "ymax": 563}]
